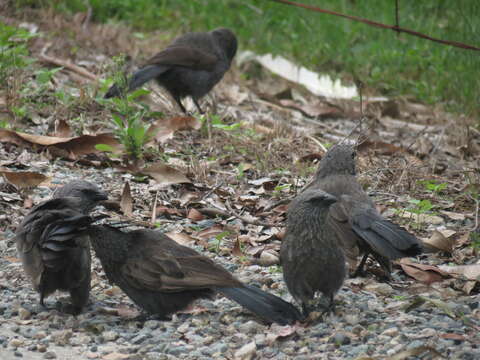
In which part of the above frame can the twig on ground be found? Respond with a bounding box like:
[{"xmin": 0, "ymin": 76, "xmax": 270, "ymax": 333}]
[
  {"xmin": 198, "ymin": 206, "xmax": 279, "ymax": 227},
  {"xmin": 38, "ymin": 54, "xmax": 98, "ymax": 81}
]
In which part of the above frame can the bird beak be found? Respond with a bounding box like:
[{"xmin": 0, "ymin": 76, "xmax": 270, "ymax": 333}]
[
  {"xmin": 323, "ymin": 193, "xmax": 337, "ymax": 205},
  {"xmin": 95, "ymin": 193, "xmax": 109, "ymax": 201}
]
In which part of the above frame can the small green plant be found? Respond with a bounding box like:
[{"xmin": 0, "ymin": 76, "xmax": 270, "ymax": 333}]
[
  {"xmin": 209, "ymin": 231, "xmax": 230, "ymax": 253},
  {"xmin": 273, "ymin": 183, "xmax": 291, "ymax": 196},
  {"xmin": 0, "ymin": 23, "xmax": 35, "ymax": 83},
  {"xmin": 470, "ymin": 233, "xmax": 480, "ymax": 251},
  {"xmin": 210, "ymin": 115, "xmax": 242, "ymax": 131},
  {"xmin": 419, "ymin": 180, "xmax": 447, "ymax": 195},
  {"xmin": 236, "ymin": 163, "xmax": 245, "ymax": 179},
  {"xmin": 111, "ymin": 111, "xmax": 151, "ymax": 160},
  {"xmin": 99, "ymin": 58, "xmax": 161, "ymax": 160},
  {"xmin": 407, "ymin": 199, "xmax": 435, "ymax": 215},
  {"xmin": 268, "ymin": 265, "xmax": 283, "ymax": 274}
]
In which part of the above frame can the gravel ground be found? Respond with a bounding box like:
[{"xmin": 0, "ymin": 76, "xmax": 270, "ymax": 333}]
[{"xmin": 1, "ymin": 170, "xmax": 480, "ymax": 360}]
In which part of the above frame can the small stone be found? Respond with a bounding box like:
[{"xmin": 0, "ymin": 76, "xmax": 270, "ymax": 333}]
[
  {"xmin": 344, "ymin": 314, "xmax": 359, "ymax": 326},
  {"xmin": 70, "ymin": 334, "xmax": 91, "ymax": 346},
  {"xmin": 238, "ymin": 321, "xmax": 262, "ymax": 335},
  {"xmin": 406, "ymin": 340, "xmax": 424, "ymax": 350},
  {"xmin": 9, "ymin": 338, "xmax": 24, "ymax": 347},
  {"xmin": 37, "ymin": 344, "xmax": 48, "ymax": 353},
  {"xmin": 102, "ymin": 352, "xmax": 130, "ymax": 360},
  {"xmin": 143, "ymin": 320, "xmax": 159, "ymax": 330},
  {"xmin": 177, "ymin": 323, "xmax": 189, "ymax": 333},
  {"xmin": 234, "ymin": 341, "xmax": 256, "ymax": 360},
  {"xmin": 211, "ymin": 342, "xmax": 228, "ymax": 354},
  {"xmin": 14, "ymin": 351, "xmax": 23, "ymax": 357},
  {"xmin": 131, "ymin": 333, "xmax": 151, "ymax": 345},
  {"xmin": 43, "ymin": 351, "xmax": 57, "ymax": 359},
  {"xmin": 102, "ymin": 331, "xmax": 119, "ymax": 342},
  {"xmin": 18, "ymin": 307, "xmax": 31, "ymax": 320},
  {"xmin": 381, "ymin": 327, "xmax": 399, "ymax": 337},
  {"xmin": 51, "ymin": 330, "xmax": 72, "ymax": 345},
  {"xmin": 352, "ymin": 325, "xmax": 365, "ymax": 335},
  {"xmin": 330, "ymin": 333, "xmax": 351, "ymax": 346}
]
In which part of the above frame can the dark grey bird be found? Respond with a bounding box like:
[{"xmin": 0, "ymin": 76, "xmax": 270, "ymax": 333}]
[
  {"xmin": 43, "ymin": 216, "xmax": 302, "ymax": 325},
  {"xmin": 15, "ymin": 181, "xmax": 107, "ymax": 314},
  {"xmin": 105, "ymin": 28, "xmax": 237, "ymax": 114},
  {"xmin": 304, "ymin": 144, "xmax": 423, "ymax": 276},
  {"xmin": 281, "ymin": 189, "xmax": 346, "ymax": 316}
]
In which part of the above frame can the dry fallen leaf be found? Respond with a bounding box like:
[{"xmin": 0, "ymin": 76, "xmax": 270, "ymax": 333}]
[
  {"xmin": 439, "ymin": 210, "xmax": 466, "ymax": 221},
  {"xmin": 399, "ymin": 259, "xmax": 450, "ymax": 284},
  {"xmin": 147, "ymin": 116, "xmax": 201, "ymax": 143},
  {"xmin": 422, "ymin": 230, "xmax": 457, "ymax": 253},
  {"xmin": 166, "ymin": 232, "xmax": 196, "ymax": 247},
  {"xmin": 437, "ymin": 264, "xmax": 480, "ymax": 281},
  {"xmin": 0, "ymin": 129, "xmax": 121, "ymax": 158},
  {"xmin": 232, "ymin": 236, "xmax": 243, "ymax": 257},
  {"xmin": 265, "ymin": 323, "xmax": 300, "ymax": 345},
  {"xmin": 399, "ymin": 211, "xmax": 443, "ymax": 225},
  {"xmin": 187, "ymin": 208, "xmax": 204, "ymax": 222},
  {"xmin": 54, "ymin": 119, "xmax": 72, "ymax": 138},
  {"xmin": 119, "ymin": 181, "xmax": 133, "ymax": 217},
  {"xmin": 1, "ymin": 170, "xmax": 50, "ymax": 189},
  {"xmin": 141, "ymin": 162, "xmax": 191, "ymax": 185},
  {"xmin": 195, "ymin": 225, "xmax": 225, "ymax": 240}
]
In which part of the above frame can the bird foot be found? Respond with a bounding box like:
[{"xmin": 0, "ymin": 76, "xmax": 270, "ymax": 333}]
[{"xmin": 54, "ymin": 301, "xmax": 83, "ymax": 315}]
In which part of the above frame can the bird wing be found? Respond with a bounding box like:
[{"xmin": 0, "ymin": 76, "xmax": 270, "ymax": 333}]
[
  {"xmin": 327, "ymin": 201, "xmax": 360, "ymax": 261},
  {"xmin": 15, "ymin": 198, "xmax": 91, "ymax": 289},
  {"xmin": 122, "ymin": 233, "xmax": 238, "ymax": 292},
  {"xmin": 338, "ymin": 195, "xmax": 422, "ymax": 259},
  {"xmin": 144, "ymin": 46, "xmax": 218, "ymax": 71}
]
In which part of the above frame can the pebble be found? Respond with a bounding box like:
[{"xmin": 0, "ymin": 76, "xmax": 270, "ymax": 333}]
[
  {"xmin": 9, "ymin": 338, "xmax": 24, "ymax": 347},
  {"xmin": 234, "ymin": 341, "xmax": 256, "ymax": 360},
  {"xmin": 18, "ymin": 307, "xmax": 31, "ymax": 320},
  {"xmin": 43, "ymin": 351, "xmax": 57, "ymax": 359},
  {"xmin": 102, "ymin": 330, "xmax": 119, "ymax": 342}
]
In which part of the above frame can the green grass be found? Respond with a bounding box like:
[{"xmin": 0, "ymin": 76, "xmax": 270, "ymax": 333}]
[{"xmin": 12, "ymin": 0, "xmax": 480, "ymax": 120}]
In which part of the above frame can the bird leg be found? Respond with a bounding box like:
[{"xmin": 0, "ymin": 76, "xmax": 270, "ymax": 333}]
[
  {"xmin": 57, "ymin": 302, "xmax": 82, "ymax": 315},
  {"xmin": 39, "ymin": 293, "xmax": 46, "ymax": 308},
  {"xmin": 173, "ymin": 95, "xmax": 187, "ymax": 114},
  {"xmin": 353, "ymin": 253, "xmax": 369, "ymax": 277},
  {"xmin": 193, "ymin": 99, "xmax": 205, "ymax": 114}
]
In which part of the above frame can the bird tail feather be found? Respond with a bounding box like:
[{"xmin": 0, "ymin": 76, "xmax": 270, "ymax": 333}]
[
  {"xmin": 219, "ymin": 284, "xmax": 303, "ymax": 325},
  {"xmin": 104, "ymin": 65, "xmax": 168, "ymax": 98},
  {"xmin": 352, "ymin": 219, "xmax": 422, "ymax": 260}
]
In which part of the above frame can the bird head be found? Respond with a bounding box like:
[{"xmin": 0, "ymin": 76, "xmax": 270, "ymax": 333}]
[
  {"xmin": 53, "ymin": 180, "xmax": 108, "ymax": 212},
  {"xmin": 211, "ymin": 28, "xmax": 238, "ymax": 62},
  {"xmin": 314, "ymin": 144, "xmax": 357, "ymax": 180}
]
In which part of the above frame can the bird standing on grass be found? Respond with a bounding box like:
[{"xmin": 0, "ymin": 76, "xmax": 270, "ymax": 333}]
[
  {"xmin": 105, "ymin": 28, "xmax": 237, "ymax": 114},
  {"xmin": 44, "ymin": 215, "xmax": 302, "ymax": 325},
  {"xmin": 304, "ymin": 144, "xmax": 423, "ymax": 276},
  {"xmin": 281, "ymin": 189, "xmax": 346, "ymax": 316},
  {"xmin": 15, "ymin": 181, "xmax": 107, "ymax": 314}
]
